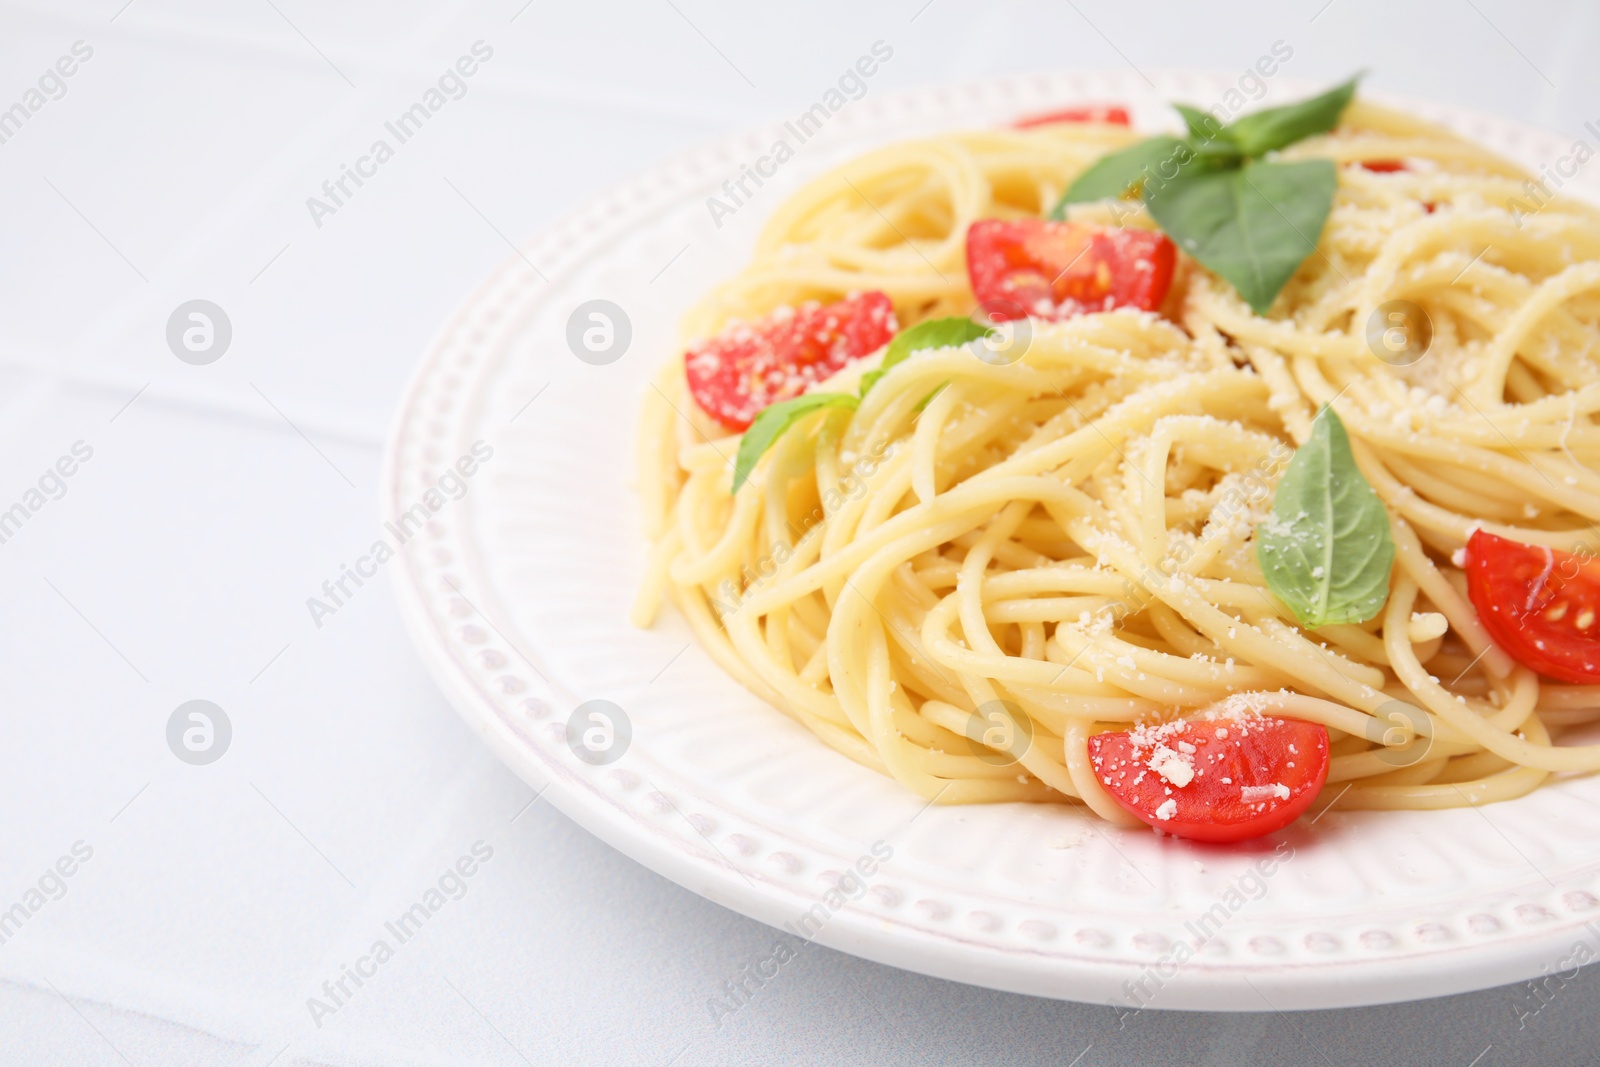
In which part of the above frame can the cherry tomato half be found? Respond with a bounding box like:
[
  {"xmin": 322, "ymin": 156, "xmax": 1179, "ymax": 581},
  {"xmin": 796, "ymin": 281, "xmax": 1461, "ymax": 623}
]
[
  {"xmin": 1088, "ymin": 715, "xmax": 1331, "ymax": 843},
  {"xmin": 1465, "ymin": 529, "xmax": 1600, "ymax": 684},
  {"xmin": 683, "ymin": 292, "xmax": 897, "ymax": 431},
  {"xmin": 965, "ymin": 219, "xmax": 1176, "ymax": 323},
  {"xmin": 1012, "ymin": 105, "xmax": 1132, "ymax": 129}
]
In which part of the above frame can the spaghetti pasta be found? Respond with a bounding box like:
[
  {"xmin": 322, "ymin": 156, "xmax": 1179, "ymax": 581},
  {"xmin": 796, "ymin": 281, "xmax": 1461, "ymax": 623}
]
[{"xmin": 633, "ymin": 97, "xmax": 1600, "ymax": 830}]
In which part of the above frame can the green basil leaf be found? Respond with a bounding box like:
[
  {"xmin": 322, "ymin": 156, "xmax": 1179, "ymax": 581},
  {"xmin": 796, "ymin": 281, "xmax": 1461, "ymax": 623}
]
[
  {"xmin": 1169, "ymin": 106, "xmax": 1245, "ymax": 172},
  {"xmin": 1223, "ymin": 76, "xmax": 1360, "ymax": 158},
  {"xmin": 862, "ymin": 317, "xmax": 990, "ymax": 397},
  {"xmin": 913, "ymin": 382, "xmax": 948, "ymax": 413},
  {"xmin": 1256, "ymin": 406, "xmax": 1394, "ymax": 628},
  {"xmin": 732, "ymin": 393, "xmax": 857, "ymax": 493},
  {"xmin": 1173, "ymin": 103, "xmax": 1229, "ymax": 143},
  {"xmin": 1143, "ymin": 158, "xmax": 1337, "ymax": 314},
  {"xmin": 1052, "ymin": 135, "xmax": 1189, "ymax": 216},
  {"xmin": 1185, "ymin": 137, "xmax": 1245, "ymax": 172}
]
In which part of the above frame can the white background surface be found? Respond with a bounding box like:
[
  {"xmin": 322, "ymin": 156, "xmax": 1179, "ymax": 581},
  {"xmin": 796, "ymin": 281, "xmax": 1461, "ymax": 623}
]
[{"xmin": 2, "ymin": 0, "xmax": 1598, "ymax": 1063}]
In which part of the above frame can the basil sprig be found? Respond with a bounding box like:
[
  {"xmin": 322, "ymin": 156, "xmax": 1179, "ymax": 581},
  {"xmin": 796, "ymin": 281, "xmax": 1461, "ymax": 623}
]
[
  {"xmin": 860, "ymin": 316, "xmax": 991, "ymax": 396},
  {"xmin": 1059, "ymin": 135, "xmax": 1190, "ymax": 206},
  {"xmin": 1052, "ymin": 76, "xmax": 1360, "ymax": 314},
  {"xmin": 731, "ymin": 393, "xmax": 856, "ymax": 493},
  {"xmin": 731, "ymin": 316, "xmax": 993, "ymax": 494},
  {"xmin": 1256, "ymin": 406, "xmax": 1395, "ymax": 628}
]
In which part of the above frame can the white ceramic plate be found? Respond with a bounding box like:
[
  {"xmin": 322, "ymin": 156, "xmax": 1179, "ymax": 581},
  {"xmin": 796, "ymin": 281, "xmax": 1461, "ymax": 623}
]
[{"xmin": 384, "ymin": 71, "xmax": 1600, "ymax": 1010}]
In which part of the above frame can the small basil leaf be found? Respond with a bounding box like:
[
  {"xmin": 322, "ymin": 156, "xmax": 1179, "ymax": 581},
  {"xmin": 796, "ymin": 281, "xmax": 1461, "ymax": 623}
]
[
  {"xmin": 1173, "ymin": 103, "xmax": 1229, "ymax": 144},
  {"xmin": 1052, "ymin": 135, "xmax": 1189, "ymax": 216},
  {"xmin": 864, "ymin": 317, "xmax": 991, "ymax": 397},
  {"xmin": 1170, "ymin": 106, "xmax": 1244, "ymax": 171},
  {"xmin": 732, "ymin": 393, "xmax": 857, "ymax": 493},
  {"xmin": 1256, "ymin": 406, "xmax": 1394, "ymax": 628},
  {"xmin": 1144, "ymin": 158, "xmax": 1337, "ymax": 314},
  {"xmin": 913, "ymin": 382, "xmax": 948, "ymax": 413},
  {"xmin": 1224, "ymin": 75, "xmax": 1360, "ymax": 158},
  {"xmin": 1185, "ymin": 137, "xmax": 1245, "ymax": 172}
]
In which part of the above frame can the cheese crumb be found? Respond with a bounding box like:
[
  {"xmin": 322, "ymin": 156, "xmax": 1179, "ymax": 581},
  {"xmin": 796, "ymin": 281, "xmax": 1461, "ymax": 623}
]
[
  {"xmin": 1151, "ymin": 750, "xmax": 1195, "ymax": 788},
  {"xmin": 1155, "ymin": 798, "xmax": 1178, "ymax": 821}
]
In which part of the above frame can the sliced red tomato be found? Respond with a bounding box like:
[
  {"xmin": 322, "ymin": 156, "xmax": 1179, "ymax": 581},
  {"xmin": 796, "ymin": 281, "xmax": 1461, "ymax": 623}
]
[
  {"xmin": 1013, "ymin": 105, "xmax": 1131, "ymax": 129},
  {"xmin": 1465, "ymin": 529, "xmax": 1600, "ymax": 683},
  {"xmin": 683, "ymin": 292, "xmax": 897, "ymax": 430},
  {"xmin": 965, "ymin": 219, "xmax": 1176, "ymax": 323},
  {"xmin": 1088, "ymin": 715, "xmax": 1330, "ymax": 843}
]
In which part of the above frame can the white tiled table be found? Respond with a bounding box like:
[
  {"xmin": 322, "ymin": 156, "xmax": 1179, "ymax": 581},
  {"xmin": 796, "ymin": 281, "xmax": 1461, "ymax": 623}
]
[{"xmin": 1, "ymin": 1, "xmax": 1597, "ymax": 1063}]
